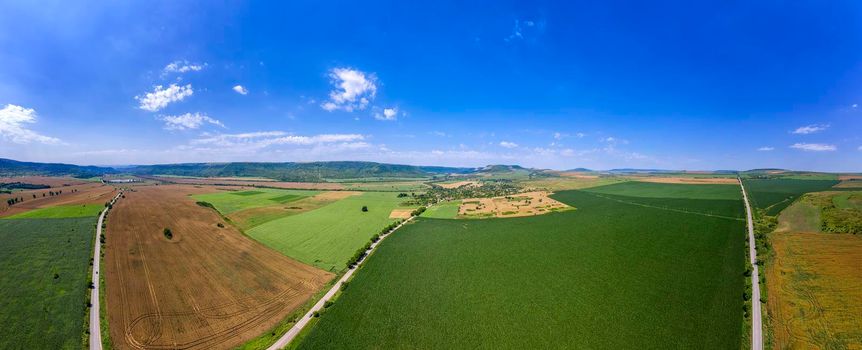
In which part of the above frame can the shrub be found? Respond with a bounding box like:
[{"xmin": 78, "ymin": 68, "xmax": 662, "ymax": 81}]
[
  {"xmin": 361, "ymin": 206, "xmax": 368, "ymax": 212},
  {"xmin": 163, "ymin": 228, "xmax": 173, "ymax": 240}
]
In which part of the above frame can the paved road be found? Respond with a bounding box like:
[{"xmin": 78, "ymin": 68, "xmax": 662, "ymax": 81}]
[
  {"xmin": 740, "ymin": 179, "xmax": 763, "ymax": 350},
  {"xmin": 90, "ymin": 191, "xmax": 122, "ymax": 350},
  {"xmin": 267, "ymin": 216, "xmax": 415, "ymax": 350}
]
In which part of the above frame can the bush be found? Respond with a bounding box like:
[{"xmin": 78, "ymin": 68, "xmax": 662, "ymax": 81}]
[
  {"xmin": 361, "ymin": 206, "xmax": 368, "ymax": 212},
  {"xmin": 163, "ymin": 228, "xmax": 173, "ymax": 240}
]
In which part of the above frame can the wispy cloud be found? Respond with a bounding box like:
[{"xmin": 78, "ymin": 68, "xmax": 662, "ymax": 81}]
[
  {"xmin": 162, "ymin": 60, "xmax": 205, "ymax": 76},
  {"xmin": 757, "ymin": 146, "xmax": 775, "ymax": 151},
  {"xmin": 321, "ymin": 68, "xmax": 377, "ymax": 112},
  {"xmin": 136, "ymin": 84, "xmax": 193, "ymax": 112},
  {"xmin": 192, "ymin": 131, "xmax": 365, "ymax": 149},
  {"xmin": 232, "ymin": 85, "xmax": 249, "ymax": 95},
  {"xmin": 0, "ymin": 104, "xmax": 61, "ymax": 144},
  {"xmin": 161, "ymin": 112, "xmax": 224, "ymax": 130},
  {"xmin": 499, "ymin": 141, "xmax": 518, "ymax": 148},
  {"xmin": 790, "ymin": 143, "xmax": 836, "ymax": 152},
  {"xmin": 792, "ymin": 124, "xmax": 829, "ymax": 135}
]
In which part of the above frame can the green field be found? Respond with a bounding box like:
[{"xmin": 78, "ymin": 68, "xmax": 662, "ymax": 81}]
[
  {"xmin": 192, "ymin": 188, "xmax": 319, "ymax": 214},
  {"xmin": 3, "ymin": 204, "xmax": 104, "ymax": 219},
  {"xmin": 247, "ymin": 192, "xmax": 413, "ymax": 271},
  {"xmin": 420, "ymin": 200, "xmax": 460, "ymax": 219},
  {"xmin": 0, "ymin": 217, "xmax": 96, "ymax": 349},
  {"xmin": 297, "ymin": 186, "xmax": 745, "ymax": 349},
  {"xmin": 742, "ymin": 179, "xmax": 839, "ymax": 216}
]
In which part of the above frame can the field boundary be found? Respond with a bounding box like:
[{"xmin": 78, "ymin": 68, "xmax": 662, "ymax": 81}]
[
  {"xmin": 266, "ymin": 216, "xmax": 416, "ymax": 350},
  {"xmin": 740, "ymin": 179, "xmax": 764, "ymax": 350},
  {"xmin": 584, "ymin": 191, "xmax": 744, "ymax": 221},
  {"xmin": 89, "ymin": 191, "xmax": 122, "ymax": 350}
]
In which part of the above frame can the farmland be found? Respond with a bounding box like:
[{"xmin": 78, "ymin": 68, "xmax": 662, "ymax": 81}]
[
  {"xmin": 0, "ymin": 182, "xmax": 116, "ymax": 217},
  {"xmin": 192, "ymin": 188, "xmax": 319, "ymax": 214},
  {"xmin": 247, "ymin": 191, "xmax": 415, "ymax": 272},
  {"xmin": 3, "ymin": 203, "xmax": 104, "ymax": 219},
  {"xmin": 0, "ymin": 217, "xmax": 96, "ymax": 349},
  {"xmin": 741, "ymin": 178, "xmax": 839, "ymax": 216},
  {"xmin": 420, "ymin": 200, "xmax": 461, "ymax": 219},
  {"xmin": 765, "ymin": 190, "xmax": 862, "ymax": 348},
  {"xmin": 103, "ymin": 185, "xmax": 332, "ymax": 350},
  {"xmin": 296, "ymin": 184, "xmax": 746, "ymax": 349}
]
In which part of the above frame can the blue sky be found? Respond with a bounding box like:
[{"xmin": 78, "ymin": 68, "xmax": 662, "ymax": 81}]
[{"xmin": 1, "ymin": 1, "xmax": 861, "ymax": 171}]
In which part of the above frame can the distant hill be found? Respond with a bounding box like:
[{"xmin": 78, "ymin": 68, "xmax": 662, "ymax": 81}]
[
  {"xmin": 566, "ymin": 168, "xmax": 593, "ymax": 172},
  {"xmin": 126, "ymin": 161, "xmax": 474, "ymax": 182},
  {"xmin": 0, "ymin": 158, "xmax": 116, "ymax": 178}
]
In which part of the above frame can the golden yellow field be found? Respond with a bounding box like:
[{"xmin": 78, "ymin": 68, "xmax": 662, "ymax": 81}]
[{"xmin": 458, "ymin": 191, "xmax": 572, "ymax": 218}]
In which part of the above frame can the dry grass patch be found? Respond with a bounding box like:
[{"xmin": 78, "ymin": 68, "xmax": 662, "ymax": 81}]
[
  {"xmin": 458, "ymin": 191, "xmax": 572, "ymax": 218},
  {"xmin": 437, "ymin": 181, "xmax": 478, "ymax": 189},
  {"xmin": 630, "ymin": 176, "xmax": 739, "ymax": 185},
  {"xmin": 104, "ymin": 185, "xmax": 332, "ymax": 350},
  {"xmin": 766, "ymin": 232, "xmax": 862, "ymax": 349},
  {"xmin": 388, "ymin": 208, "xmax": 413, "ymax": 219}
]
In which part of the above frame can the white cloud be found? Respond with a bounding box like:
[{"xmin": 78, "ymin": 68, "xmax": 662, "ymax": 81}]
[
  {"xmin": 499, "ymin": 141, "xmax": 518, "ymax": 148},
  {"xmin": 192, "ymin": 131, "xmax": 365, "ymax": 149},
  {"xmin": 161, "ymin": 113, "xmax": 224, "ymax": 130},
  {"xmin": 232, "ymin": 85, "xmax": 249, "ymax": 95},
  {"xmin": 162, "ymin": 60, "xmax": 205, "ymax": 76},
  {"xmin": 374, "ymin": 107, "xmax": 398, "ymax": 121},
  {"xmin": 853, "ymin": 103, "xmax": 858, "ymax": 109},
  {"xmin": 792, "ymin": 124, "xmax": 828, "ymax": 135},
  {"xmin": 790, "ymin": 143, "xmax": 836, "ymax": 152},
  {"xmin": 136, "ymin": 84, "xmax": 193, "ymax": 112},
  {"xmin": 757, "ymin": 147, "xmax": 775, "ymax": 151},
  {"xmin": 0, "ymin": 104, "xmax": 61, "ymax": 144},
  {"xmin": 575, "ymin": 132, "xmax": 586, "ymax": 138},
  {"xmin": 320, "ymin": 68, "xmax": 377, "ymax": 112}
]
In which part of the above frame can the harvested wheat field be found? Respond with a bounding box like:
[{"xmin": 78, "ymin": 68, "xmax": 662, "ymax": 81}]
[
  {"xmin": 630, "ymin": 176, "xmax": 739, "ymax": 185},
  {"xmin": 459, "ymin": 191, "xmax": 572, "ymax": 218},
  {"xmin": 437, "ymin": 181, "xmax": 478, "ymax": 189},
  {"xmin": 0, "ymin": 182, "xmax": 116, "ymax": 217},
  {"xmin": 146, "ymin": 175, "xmax": 344, "ymax": 190},
  {"xmin": 767, "ymin": 232, "xmax": 862, "ymax": 349},
  {"xmin": 388, "ymin": 208, "xmax": 413, "ymax": 219},
  {"xmin": 104, "ymin": 185, "xmax": 333, "ymax": 350}
]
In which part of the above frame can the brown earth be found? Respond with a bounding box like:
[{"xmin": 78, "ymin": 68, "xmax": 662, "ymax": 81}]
[
  {"xmin": 838, "ymin": 175, "xmax": 862, "ymax": 181},
  {"xmin": 629, "ymin": 176, "xmax": 739, "ymax": 184},
  {"xmin": 0, "ymin": 175, "xmax": 89, "ymax": 187},
  {"xmin": 145, "ymin": 176, "xmax": 344, "ymax": 190},
  {"xmin": 767, "ymin": 232, "xmax": 862, "ymax": 349},
  {"xmin": 104, "ymin": 185, "xmax": 333, "ymax": 350},
  {"xmin": 458, "ymin": 191, "xmax": 572, "ymax": 218},
  {"xmin": 835, "ymin": 180, "xmax": 862, "ymax": 188},
  {"xmin": 0, "ymin": 182, "xmax": 116, "ymax": 217}
]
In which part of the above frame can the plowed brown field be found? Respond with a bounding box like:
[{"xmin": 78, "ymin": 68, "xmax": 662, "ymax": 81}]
[
  {"xmin": 104, "ymin": 185, "xmax": 333, "ymax": 349},
  {"xmin": 0, "ymin": 182, "xmax": 116, "ymax": 217},
  {"xmin": 0, "ymin": 175, "xmax": 89, "ymax": 187}
]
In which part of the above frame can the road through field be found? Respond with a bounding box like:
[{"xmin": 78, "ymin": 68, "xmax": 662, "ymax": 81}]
[
  {"xmin": 740, "ymin": 179, "xmax": 763, "ymax": 350},
  {"xmin": 267, "ymin": 216, "xmax": 415, "ymax": 350},
  {"xmin": 90, "ymin": 191, "xmax": 121, "ymax": 350}
]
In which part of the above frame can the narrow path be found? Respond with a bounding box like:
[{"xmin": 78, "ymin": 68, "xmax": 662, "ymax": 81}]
[
  {"xmin": 740, "ymin": 179, "xmax": 764, "ymax": 350},
  {"xmin": 267, "ymin": 216, "xmax": 415, "ymax": 350},
  {"xmin": 90, "ymin": 191, "xmax": 122, "ymax": 350}
]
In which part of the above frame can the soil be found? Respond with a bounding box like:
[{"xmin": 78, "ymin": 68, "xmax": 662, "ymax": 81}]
[{"xmin": 103, "ymin": 185, "xmax": 333, "ymax": 349}]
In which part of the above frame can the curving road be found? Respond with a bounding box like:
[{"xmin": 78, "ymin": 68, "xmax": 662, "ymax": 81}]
[
  {"xmin": 90, "ymin": 191, "xmax": 122, "ymax": 350},
  {"xmin": 267, "ymin": 216, "xmax": 415, "ymax": 350},
  {"xmin": 740, "ymin": 179, "xmax": 763, "ymax": 350}
]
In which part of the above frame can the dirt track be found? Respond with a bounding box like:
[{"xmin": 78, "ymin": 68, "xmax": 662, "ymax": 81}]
[{"xmin": 104, "ymin": 185, "xmax": 332, "ymax": 349}]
